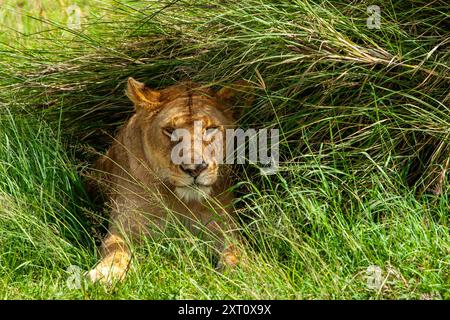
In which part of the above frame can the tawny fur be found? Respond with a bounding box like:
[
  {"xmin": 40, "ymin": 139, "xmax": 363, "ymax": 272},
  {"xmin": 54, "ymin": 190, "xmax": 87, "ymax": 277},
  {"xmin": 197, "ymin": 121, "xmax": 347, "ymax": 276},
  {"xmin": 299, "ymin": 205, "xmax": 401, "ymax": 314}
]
[{"xmin": 87, "ymin": 78, "xmax": 244, "ymax": 284}]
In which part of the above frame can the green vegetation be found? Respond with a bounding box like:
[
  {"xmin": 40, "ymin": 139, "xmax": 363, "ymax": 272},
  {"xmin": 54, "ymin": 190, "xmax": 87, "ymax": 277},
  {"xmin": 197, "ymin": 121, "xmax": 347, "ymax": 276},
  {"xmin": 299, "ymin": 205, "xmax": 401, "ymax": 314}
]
[{"xmin": 0, "ymin": 0, "xmax": 448, "ymax": 299}]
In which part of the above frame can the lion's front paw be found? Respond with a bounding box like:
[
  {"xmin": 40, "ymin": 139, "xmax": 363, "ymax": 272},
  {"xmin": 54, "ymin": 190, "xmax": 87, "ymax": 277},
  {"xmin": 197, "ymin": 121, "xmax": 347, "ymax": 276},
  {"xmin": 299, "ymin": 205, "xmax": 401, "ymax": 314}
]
[
  {"xmin": 86, "ymin": 260, "xmax": 128, "ymax": 285},
  {"xmin": 217, "ymin": 244, "xmax": 240, "ymax": 271}
]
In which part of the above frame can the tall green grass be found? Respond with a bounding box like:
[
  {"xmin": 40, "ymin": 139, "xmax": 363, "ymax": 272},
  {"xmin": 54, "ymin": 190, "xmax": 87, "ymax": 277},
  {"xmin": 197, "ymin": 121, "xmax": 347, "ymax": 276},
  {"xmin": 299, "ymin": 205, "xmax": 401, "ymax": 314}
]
[{"xmin": 0, "ymin": 0, "xmax": 448, "ymax": 299}]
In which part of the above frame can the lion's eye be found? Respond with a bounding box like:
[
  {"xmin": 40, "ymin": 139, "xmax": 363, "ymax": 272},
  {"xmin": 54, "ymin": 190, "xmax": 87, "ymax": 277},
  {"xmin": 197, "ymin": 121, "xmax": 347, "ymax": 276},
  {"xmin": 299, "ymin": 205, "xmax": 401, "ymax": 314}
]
[{"xmin": 163, "ymin": 127, "xmax": 175, "ymax": 137}]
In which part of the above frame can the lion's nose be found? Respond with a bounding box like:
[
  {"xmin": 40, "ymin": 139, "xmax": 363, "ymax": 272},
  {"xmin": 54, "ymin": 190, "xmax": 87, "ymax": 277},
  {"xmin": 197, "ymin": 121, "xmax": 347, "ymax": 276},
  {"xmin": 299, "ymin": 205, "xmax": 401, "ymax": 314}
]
[{"xmin": 180, "ymin": 161, "xmax": 208, "ymax": 177}]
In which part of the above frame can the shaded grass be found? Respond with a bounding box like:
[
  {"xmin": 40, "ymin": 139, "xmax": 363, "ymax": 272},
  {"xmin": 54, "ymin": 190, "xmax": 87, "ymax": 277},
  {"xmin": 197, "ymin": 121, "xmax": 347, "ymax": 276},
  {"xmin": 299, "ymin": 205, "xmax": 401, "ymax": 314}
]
[{"xmin": 0, "ymin": 110, "xmax": 95, "ymax": 286}]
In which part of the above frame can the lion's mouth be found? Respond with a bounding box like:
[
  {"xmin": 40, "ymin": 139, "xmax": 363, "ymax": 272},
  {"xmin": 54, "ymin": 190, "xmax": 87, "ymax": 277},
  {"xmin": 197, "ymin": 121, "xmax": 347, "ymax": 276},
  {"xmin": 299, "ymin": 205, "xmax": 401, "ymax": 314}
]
[
  {"xmin": 172, "ymin": 176, "xmax": 213, "ymax": 187},
  {"xmin": 173, "ymin": 181, "xmax": 210, "ymax": 187}
]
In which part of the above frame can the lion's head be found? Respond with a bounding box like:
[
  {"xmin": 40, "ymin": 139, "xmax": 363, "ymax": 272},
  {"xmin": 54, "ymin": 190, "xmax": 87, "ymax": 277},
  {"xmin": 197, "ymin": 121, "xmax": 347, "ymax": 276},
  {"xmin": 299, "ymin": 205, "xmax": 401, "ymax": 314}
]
[{"xmin": 125, "ymin": 77, "xmax": 250, "ymax": 202}]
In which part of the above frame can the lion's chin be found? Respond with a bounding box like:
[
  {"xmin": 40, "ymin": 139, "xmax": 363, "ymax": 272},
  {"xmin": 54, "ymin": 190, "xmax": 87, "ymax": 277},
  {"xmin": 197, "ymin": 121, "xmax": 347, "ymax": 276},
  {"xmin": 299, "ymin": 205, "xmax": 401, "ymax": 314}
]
[{"xmin": 175, "ymin": 184, "xmax": 212, "ymax": 202}]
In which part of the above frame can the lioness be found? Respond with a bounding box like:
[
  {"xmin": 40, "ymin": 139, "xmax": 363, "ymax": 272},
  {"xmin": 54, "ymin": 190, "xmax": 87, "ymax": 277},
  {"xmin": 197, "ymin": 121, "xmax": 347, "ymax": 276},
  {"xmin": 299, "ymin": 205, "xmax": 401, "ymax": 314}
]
[{"xmin": 88, "ymin": 78, "xmax": 247, "ymax": 284}]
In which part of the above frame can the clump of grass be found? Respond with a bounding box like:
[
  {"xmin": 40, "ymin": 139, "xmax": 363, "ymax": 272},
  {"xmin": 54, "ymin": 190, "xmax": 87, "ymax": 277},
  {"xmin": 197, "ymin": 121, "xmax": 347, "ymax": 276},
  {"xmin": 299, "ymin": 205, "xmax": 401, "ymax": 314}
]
[{"xmin": 2, "ymin": 0, "xmax": 448, "ymax": 191}]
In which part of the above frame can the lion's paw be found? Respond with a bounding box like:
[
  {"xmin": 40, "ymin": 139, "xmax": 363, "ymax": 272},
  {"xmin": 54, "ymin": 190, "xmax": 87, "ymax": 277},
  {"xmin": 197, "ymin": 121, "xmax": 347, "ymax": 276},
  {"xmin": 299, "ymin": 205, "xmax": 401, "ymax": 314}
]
[
  {"xmin": 86, "ymin": 263, "xmax": 127, "ymax": 285},
  {"xmin": 217, "ymin": 244, "xmax": 241, "ymax": 271}
]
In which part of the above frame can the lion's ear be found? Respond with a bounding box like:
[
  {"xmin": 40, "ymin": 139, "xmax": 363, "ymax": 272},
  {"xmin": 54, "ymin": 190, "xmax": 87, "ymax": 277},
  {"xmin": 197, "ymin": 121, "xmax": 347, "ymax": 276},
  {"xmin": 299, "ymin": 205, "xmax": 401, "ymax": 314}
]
[
  {"xmin": 216, "ymin": 80, "xmax": 254, "ymax": 105},
  {"xmin": 126, "ymin": 77, "xmax": 160, "ymax": 110},
  {"xmin": 216, "ymin": 80, "xmax": 255, "ymax": 119},
  {"xmin": 215, "ymin": 80, "xmax": 255, "ymax": 118}
]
